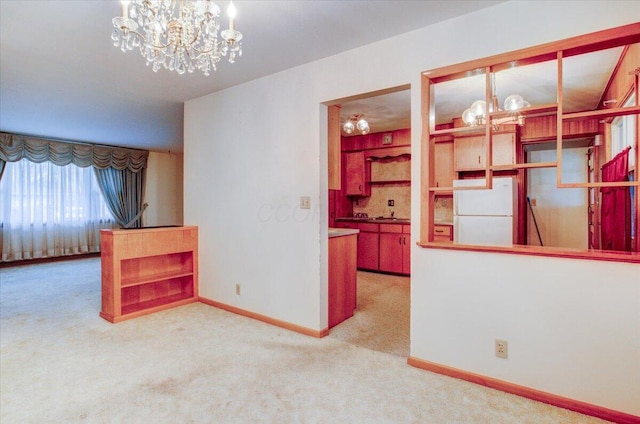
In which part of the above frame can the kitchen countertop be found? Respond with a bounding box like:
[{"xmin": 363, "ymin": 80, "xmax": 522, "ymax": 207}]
[
  {"xmin": 328, "ymin": 228, "xmax": 360, "ymax": 238},
  {"xmin": 435, "ymin": 220, "xmax": 453, "ymax": 226},
  {"xmin": 336, "ymin": 217, "xmax": 411, "ymax": 225}
]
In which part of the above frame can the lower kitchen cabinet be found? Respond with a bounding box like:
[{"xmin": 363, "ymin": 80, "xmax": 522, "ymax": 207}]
[
  {"xmin": 357, "ymin": 223, "xmax": 379, "ymax": 270},
  {"xmin": 402, "ymin": 225, "xmax": 411, "ymax": 274},
  {"xmin": 379, "ymin": 224, "xmax": 410, "ymax": 275},
  {"xmin": 379, "ymin": 233, "xmax": 404, "ymax": 273},
  {"xmin": 328, "ymin": 232, "xmax": 357, "ymax": 328},
  {"xmin": 434, "ymin": 224, "xmax": 453, "ymax": 242},
  {"xmin": 333, "ymin": 221, "xmax": 410, "ymax": 275}
]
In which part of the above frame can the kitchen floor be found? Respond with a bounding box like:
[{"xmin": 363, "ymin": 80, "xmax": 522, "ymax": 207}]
[{"xmin": 328, "ymin": 271, "xmax": 410, "ymax": 357}]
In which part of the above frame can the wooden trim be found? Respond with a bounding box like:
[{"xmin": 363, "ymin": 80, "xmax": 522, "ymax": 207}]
[
  {"xmin": 557, "ymin": 180, "xmax": 639, "ymax": 189},
  {"xmin": 431, "ymin": 126, "xmax": 485, "ymax": 137},
  {"xmin": 363, "ymin": 145, "xmax": 410, "ymax": 160},
  {"xmin": 635, "ymin": 71, "xmax": 639, "ymax": 252},
  {"xmin": 490, "ymin": 103, "xmax": 558, "ymax": 119},
  {"xmin": 491, "ymin": 161, "xmax": 557, "ymax": 171},
  {"xmin": 101, "ymin": 297, "xmax": 198, "ymax": 323},
  {"xmin": 421, "ymin": 73, "xmax": 433, "ymax": 243},
  {"xmin": 198, "ymin": 297, "xmax": 329, "ymax": 338},
  {"xmin": 422, "ymin": 22, "xmax": 640, "ymax": 83},
  {"xmin": 328, "ymin": 105, "xmax": 341, "ymax": 190},
  {"xmin": 563, "ymin": 105, "xmax": 640, "ymax": 121},
  {"xmin": 407, "ymin": 357, "xmax": 640, "ymax": 424},
  {"xmin": 416, "ymin": 240, "xmax": 640, "ymax": 264}
]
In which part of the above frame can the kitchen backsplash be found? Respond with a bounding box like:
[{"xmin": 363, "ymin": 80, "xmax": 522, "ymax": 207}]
[
  {"xmin": 352, "ymin": 189, "xmax": 452, "ymax": 221},
  {"xmin": 435, "ymin": 197, "xmax": 453, "ymax": 222},
  {"xmin": 352, "ymin": 156, "xmax": 411, "ymax": 219},
  {"xmin": 353, "ymin": 185, "xmax": 411, "ymax": 219},
  {"xmin": 370, "ymin": 157, "xmax": 410, "ymax": 181}
]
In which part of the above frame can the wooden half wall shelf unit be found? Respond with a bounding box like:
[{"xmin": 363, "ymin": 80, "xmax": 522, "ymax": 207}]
[{"xmin": 100, "ymin": 226, "xmax": 199, "ymax": 323}]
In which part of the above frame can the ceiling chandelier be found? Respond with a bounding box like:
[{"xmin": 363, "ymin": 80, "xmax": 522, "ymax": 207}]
[
  {"xmin": 462, "ymin": 94, "xmax": 530, "ymax": 127},
  {"xmin": 111, "ymin": 0, "xmax": 243, "ymax": 76},
  {"xmin": 343, "ymin": 114, "xmax": 370, "ymax": 135}
]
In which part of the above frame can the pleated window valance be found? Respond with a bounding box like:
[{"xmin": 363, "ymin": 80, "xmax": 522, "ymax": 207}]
[{"xmin": 0, "ymin": 132, "xmax": 148, "ymax": 172}]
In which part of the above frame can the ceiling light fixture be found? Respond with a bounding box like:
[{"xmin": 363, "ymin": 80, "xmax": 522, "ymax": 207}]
[
  {"xmin": 111, "ymin": 0, "xmax": 243, "ymax": 76},
  {"xmin": 343, "ymin": 114, "xmax": 370, "ymax": 135},
  {"xmin": 461, "ymin": 94, "xmax": 530, "ymax": 127}
]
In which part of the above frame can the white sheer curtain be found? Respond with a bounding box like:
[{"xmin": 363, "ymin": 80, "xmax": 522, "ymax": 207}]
[{"xmin": 0, "ymin": 159, "xmax": 116, "ymax": 261}]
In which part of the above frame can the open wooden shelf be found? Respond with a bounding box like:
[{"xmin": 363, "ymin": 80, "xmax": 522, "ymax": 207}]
[
  {"xmin": 120, "ymin": 270, "xmax": 195, "ymax": 288},
  {"xmin": 121, "ymin": 293, "xmax": 195, "ymax": 316},
  {"xmin": 100, "ymin": 226, "xmax": 199, "ymax": 323}
]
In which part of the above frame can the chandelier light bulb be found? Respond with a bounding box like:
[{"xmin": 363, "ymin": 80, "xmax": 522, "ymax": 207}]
[
  {"xmin": 504, "ymin": 94, "xmax": 524, "ymax": 111},
  {"xmin": 121, "ymin": 0, "xmax": 129, "ymax": 21},
  {"xmin": 356, "ymin": 118, "xmax": 369, "ymax": 132},
  {"xmin": 228, "ymin": 1, "xmax": 236, "ymax": 31},
  {"xmin": 470, "ymin": 100, "xmax": 487, "ymax": 118},
  {"xmin": 343, "ymin": 121, "xmax": 355, "ymax": 134},
  {"xmin": 462, "ymin": 108, "xmax": 475, "ymax": 125}
]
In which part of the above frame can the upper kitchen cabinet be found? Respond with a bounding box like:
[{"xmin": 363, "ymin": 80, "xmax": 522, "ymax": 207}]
[
  {"xmin": 454, "ymin": 132, "xmax": 515, "ymax": 171},
  {"xmin": 344, "ymin": 151, "xmax": 370, "ymax": 196}
]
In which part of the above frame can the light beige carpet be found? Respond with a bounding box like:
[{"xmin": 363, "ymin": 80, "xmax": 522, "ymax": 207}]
[
  {"xmin": 328, "ymin": 271, "xmax": 410, "ymax": 358},
  {"xmin": 0, "ymin": 257, "xmax": 608, "ymax": 423}
]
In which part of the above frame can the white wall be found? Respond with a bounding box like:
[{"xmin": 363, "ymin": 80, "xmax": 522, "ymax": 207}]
[
  {"xmin": 184, "ymin": 1, "xmax": 640, "ymax": 415},
  {"xmin": 143, "ymin": 151, "xmax": 183, "ymax": 227}
]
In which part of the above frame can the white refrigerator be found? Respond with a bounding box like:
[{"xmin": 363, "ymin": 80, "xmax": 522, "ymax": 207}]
[{"xmin": 453, "ymin": 177, "xmax": 517, "ymax": 246}]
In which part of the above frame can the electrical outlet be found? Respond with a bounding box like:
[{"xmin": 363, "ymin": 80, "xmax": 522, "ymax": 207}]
[
  {"xmin": 235, "ymin": 284, "xmax": 241, "ymax": 296},
  {"xmin": 388, "ymin": 199, "xmax": 394, "ymax": 207},
  {"xmin": 300, "ymin": 196, "xmax": 311, "ymax": 210},
  {"xmin": 495, "ymin": 339, "xmax": 508, "ymax": 359},
  {"xmin": 531, "ymin": 198, "xmax": 537, "ymax": 207}
]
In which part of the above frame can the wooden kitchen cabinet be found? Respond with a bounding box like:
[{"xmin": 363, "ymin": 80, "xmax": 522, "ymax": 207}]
[
  {"xmin": 454, "ymin": 135, "xmax": 485, "ymax": 170},
  {"xmin": 379, "ymin": 224, "xmax": 410, "ymax": 275},
  {"xmin": 433, "ymin": 224, "xmax": 453, "ymax": 242},
  {"xmin": 357, "ymin": 223, "xmax": 379, "ymax": 270},
  {"xmin": 434, "ymin": 140, "xmax": 454, "ymax": 190},
  {"xmin": 454, "ymin": 133, "xmax": 515, "ymax": 171},
  {"xmin": 344, "ymin": 151, "xmax": 370, "ymax": 196},
  {"xmin": 402, "ymin": 224, "xmax": 411, "ymax": 274},
  {"xmin": 328, "ymin": 231, "xmax": 357, "ymax": 328},
  {"xmin": 493, "ymin": 133, "xmax": 516, "ymax": 167}
]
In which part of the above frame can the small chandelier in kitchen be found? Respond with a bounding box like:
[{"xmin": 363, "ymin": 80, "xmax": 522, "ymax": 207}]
[
  {"xmin": 111, "ymin": 0, "xmax": 243, "ymax": 76},
  {"xmin": 462, "ymin": 94, "xmax": 530, "ymax": 127},
  {"xmin": 343, "ymin": 114, "xmax": 370, "ymax": 135}
]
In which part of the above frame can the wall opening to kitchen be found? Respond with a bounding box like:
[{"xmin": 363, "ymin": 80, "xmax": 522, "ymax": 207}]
[{"xmin": 325, "ymin": 85, "xmax": 412, "ymax": 358}]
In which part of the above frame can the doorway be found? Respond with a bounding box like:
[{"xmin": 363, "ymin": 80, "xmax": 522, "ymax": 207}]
[
  {"xmin": 325, "ymin": 85, "xmax": 411, "ymax": 358},
  {"xmin": 524, "ymin": 140, "xmax": 590, "ymax": 249}
]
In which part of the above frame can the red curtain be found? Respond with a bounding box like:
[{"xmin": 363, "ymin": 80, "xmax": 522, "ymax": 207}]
[{"xmin": 600, "ymin": 147, "xmax": 631, "ymax": 251}]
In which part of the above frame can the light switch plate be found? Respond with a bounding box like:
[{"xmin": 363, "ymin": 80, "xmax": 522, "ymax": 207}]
[{"xmin": 300, "ymin": 196, "xmax": 311, "ymax": 209}]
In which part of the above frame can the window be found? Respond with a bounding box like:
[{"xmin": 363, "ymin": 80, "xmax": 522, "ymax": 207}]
[
  {"xmin": 0, "ymin": 159, "xmax": 115, "ymax": 261},
  {"xmin": 611, "ymin": 94, "xmax": 636, "ymax": 170}
]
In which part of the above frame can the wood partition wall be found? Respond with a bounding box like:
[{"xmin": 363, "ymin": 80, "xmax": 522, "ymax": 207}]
[{"xmin": 420, "ymin": 22, "xmax": 640, "ymax": 262}]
